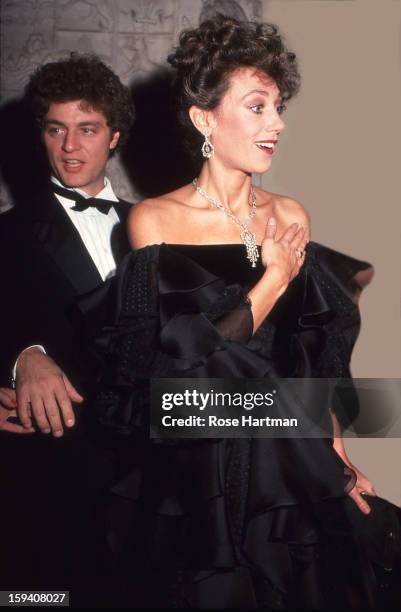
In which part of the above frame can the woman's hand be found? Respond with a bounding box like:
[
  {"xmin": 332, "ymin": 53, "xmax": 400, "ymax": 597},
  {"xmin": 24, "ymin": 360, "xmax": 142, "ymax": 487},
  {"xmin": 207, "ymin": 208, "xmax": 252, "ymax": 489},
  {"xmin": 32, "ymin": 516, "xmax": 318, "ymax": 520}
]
[
  {"xmin": 347, "ymin": 461, "xmax": 376, "ymax": 515},
  {"xmin": 331, "ymin": 412, "xmax": 376, "ymax": 515},
  {"xmin": 247, "ymin": 217, "xmax": 308, "ymax": 334},
  {"xmin": 0, "ymin": 387, "xmax": 35, "ymax": 434},
  {"xmin": 261, "ymin": 217, "xmax": 307, "ymax": 287}
]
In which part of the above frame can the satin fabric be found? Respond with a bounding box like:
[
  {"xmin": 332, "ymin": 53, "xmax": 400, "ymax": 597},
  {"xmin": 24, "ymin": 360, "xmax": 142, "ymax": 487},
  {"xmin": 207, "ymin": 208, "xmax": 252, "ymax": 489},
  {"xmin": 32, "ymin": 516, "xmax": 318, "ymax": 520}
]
[{"xmin": 94, "ymin": 242, "xmax": 400, "ymax": 609}]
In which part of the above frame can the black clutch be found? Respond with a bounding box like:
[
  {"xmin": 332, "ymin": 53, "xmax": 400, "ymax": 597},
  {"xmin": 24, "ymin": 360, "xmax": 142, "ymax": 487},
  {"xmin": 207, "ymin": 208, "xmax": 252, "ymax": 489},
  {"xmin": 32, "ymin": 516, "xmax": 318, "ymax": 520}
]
[
  {"xmin": 344, "ymin": 493, "xmax": 401, "ymax": 608},
  {"xmin": 344, "ymin": 494, "xmax": 401, "ymax": 571}
]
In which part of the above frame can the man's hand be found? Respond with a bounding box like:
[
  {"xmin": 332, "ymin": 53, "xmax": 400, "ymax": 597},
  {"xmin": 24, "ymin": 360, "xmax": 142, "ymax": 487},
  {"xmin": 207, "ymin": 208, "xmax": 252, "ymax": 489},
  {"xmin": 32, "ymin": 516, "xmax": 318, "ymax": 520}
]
[
  {"xmin": 0, "ymin": 387, "xmax": 35, "ymax": 434},
  {"xmin": 16, "ymin": 348, "xmax": 84, "ymax": 437}
]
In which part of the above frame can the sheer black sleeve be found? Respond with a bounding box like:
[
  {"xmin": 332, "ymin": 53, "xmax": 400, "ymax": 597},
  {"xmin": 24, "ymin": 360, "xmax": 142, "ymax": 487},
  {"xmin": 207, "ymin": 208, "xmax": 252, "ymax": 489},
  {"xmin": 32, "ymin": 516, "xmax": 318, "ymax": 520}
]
[
  {"xmin": 94, "ymin": 245, "xmax": 270, "ymax": 436},
  {"xmin": 304, "ymin": 243, "xmax": 374, "ymax": 431},
  {"xmin": 205, "ymin": 285, "xmax": 253, "ymax": 343}
]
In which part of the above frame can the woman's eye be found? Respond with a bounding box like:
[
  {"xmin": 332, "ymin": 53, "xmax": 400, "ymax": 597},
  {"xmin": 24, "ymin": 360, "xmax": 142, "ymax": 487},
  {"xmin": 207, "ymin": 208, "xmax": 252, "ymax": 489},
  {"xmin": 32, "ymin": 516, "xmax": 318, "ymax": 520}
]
[
  {"xmin": 250, "ymin": 104, "xmax": 264, "ymax": 114},
  {"xmin": 277, "ymin": 104, "xmax": 286, "ymax": 115}
]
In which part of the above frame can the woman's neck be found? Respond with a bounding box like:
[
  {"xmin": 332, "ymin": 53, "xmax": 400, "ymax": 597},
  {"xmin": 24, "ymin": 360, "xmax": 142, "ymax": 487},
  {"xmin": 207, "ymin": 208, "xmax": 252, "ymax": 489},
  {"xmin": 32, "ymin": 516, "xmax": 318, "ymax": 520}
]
[{"xmin": 195, "ymin": 162, "xmax": 253, "ymax": 215}]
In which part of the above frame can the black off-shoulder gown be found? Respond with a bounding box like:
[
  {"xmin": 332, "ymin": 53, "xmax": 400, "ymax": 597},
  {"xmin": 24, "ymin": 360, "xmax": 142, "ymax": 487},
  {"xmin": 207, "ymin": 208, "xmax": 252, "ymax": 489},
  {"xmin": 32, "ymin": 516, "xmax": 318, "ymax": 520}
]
[{"xmin": 94, "ymin": 242, "xmax": 400, "ymax": 609}]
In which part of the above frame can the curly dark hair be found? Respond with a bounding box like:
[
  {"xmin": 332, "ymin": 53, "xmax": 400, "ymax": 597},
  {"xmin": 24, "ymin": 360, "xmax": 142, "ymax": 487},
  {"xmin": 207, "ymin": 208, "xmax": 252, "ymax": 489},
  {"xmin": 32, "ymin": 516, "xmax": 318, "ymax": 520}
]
[
  {"xmin": 25, "ymin": 53, "xmax": 135, "ymax": 153},
  {"xmin": 168, "ymin": 14, "xmax": 300, "ymax": 159}
]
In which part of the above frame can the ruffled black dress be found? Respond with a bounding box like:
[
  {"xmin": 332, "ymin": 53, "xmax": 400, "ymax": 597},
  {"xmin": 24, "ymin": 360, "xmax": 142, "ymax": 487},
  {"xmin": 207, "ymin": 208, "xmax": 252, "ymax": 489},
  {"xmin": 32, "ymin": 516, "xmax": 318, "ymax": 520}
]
[{"xmin": 95, "ymin": 242, "xmax": 400, "ymax": 609}]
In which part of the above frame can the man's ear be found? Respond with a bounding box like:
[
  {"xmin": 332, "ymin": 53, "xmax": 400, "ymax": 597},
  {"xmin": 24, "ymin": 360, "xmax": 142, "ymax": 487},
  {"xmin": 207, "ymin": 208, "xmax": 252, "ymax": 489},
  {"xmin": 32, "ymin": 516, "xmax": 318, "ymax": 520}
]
[
  {"xmin": 109, "ymin": 131, "xmax": 120, "ymax": 150},
  {"xmin": 188, "ymin": 106, "xmax": 216, "ymax": 137}
]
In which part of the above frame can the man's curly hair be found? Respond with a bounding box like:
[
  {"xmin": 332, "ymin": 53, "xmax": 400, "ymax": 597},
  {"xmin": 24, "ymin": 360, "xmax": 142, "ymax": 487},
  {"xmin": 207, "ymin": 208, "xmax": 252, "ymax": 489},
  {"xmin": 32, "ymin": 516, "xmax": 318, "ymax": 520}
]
[
  {"xmin": 25, "ymin": 53, "xmax": 135, "ymax": 154},
  {"xmin": 168, "ymin": 14, "xmax": 300, "ymax": 159}
]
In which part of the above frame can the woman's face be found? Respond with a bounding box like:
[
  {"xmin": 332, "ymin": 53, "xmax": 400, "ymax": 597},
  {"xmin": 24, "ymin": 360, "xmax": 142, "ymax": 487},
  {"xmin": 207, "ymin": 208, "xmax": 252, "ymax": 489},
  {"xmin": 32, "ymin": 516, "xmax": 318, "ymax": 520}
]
[{"xmin": 210, "ymin": 67, "xmax": 286, "ymax": 174}]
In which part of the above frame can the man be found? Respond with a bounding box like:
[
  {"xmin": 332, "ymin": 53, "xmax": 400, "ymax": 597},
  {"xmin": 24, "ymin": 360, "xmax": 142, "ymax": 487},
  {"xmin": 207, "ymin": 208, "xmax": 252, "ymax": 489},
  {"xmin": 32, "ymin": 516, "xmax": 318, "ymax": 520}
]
[
  {"xmin": 1, "ymin": 53, "xmax": 134, "ymax": 429},
  {"xmin": 0, "ymin": 54, "xmax": 134, "ymax": 602}
]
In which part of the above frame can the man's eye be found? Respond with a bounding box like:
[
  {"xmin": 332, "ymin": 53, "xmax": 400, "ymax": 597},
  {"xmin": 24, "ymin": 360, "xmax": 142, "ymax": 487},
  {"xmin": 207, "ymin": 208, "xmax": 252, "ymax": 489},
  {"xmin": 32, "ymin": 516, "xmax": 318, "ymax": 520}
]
[
  {"xmin": 81, "ymin": 127, "xmax": 95, "ymax": 134},
  {"xmin": 277, "ymin": 104, "xmax": 287, "ymax": 115},
  {"xmin": 250, "ymin": 104, "xmax": 264, "ymax": 114},
  {"xmin": 47, "ymin": 127, "xmax": 63, "ymax": 135}
]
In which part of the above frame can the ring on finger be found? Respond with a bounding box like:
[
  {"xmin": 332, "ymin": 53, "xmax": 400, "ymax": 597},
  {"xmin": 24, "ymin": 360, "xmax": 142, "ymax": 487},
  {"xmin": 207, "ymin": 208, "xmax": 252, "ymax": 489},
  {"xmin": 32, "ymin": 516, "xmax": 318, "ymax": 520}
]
[{"xmin": 295, "ymin": 248, "xmax": 306, "ymax": 259}]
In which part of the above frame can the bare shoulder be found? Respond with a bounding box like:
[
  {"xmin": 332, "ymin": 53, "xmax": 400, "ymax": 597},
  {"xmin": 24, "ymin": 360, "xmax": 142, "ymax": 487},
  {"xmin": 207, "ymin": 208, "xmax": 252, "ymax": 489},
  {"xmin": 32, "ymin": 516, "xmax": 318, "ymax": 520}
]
[
  {"xmin": 127, "ymin": 198, "xmax": 165, "ymax": 249},
  {"xmin": 128, "ymin": 184, "xmax": 202, "ymax": 248},
  {"xmin": 127, "ymin": 188, "xmax": 187, "ymax": 249},
  {"xmin": 257, "ymin": 189, "xmax": 311, "ymax": 238},
  {"xmin": 278, "ymin": 195, "xmax": 310, "ymax": 229}
]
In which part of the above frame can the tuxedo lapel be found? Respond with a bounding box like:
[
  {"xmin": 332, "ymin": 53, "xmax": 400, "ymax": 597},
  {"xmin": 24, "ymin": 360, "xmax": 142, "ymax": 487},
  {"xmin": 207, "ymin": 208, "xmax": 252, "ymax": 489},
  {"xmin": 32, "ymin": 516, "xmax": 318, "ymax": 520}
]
[
  {"xmin": 114, "ymin": 198, "xmax": 132, "ymax": 223},
  {"xmin": 30, "ymin": 191, "xmax": 103, "ymax": 295},
  {"xmin": 111, "ymin": 198, "xmax": 132, "ymax": 263}
]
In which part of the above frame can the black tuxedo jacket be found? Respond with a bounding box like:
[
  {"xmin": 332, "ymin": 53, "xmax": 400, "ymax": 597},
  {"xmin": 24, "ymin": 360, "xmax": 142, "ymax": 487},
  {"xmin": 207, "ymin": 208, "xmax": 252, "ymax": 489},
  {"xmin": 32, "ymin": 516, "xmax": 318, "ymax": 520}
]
[
  {"xmin": 0, "ymin": 185, "xmax": 132, "ymax": 592},
  {"xmin": 0, "ymin": 186, "xmax": 132, "ymax": 389}
]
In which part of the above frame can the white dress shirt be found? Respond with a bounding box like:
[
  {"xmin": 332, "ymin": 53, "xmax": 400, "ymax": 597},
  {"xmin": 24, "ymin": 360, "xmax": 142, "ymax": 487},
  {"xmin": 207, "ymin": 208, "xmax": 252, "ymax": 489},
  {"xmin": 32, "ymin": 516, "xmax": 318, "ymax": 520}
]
[
  {"xmin": 12, "ymin": 176, "xmax": 124, "ymax": 382},
  {"xmin": 51, "ymin": 176, "xmax": 120, "ymax": 281}
]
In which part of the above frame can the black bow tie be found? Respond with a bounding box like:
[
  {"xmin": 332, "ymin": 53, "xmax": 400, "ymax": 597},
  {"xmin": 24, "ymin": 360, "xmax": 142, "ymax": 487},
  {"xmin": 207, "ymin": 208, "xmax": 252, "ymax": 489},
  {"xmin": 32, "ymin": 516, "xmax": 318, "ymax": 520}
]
[{"xmin": 52, "ymin": 183, "xmax": 113, "ymax": 215}]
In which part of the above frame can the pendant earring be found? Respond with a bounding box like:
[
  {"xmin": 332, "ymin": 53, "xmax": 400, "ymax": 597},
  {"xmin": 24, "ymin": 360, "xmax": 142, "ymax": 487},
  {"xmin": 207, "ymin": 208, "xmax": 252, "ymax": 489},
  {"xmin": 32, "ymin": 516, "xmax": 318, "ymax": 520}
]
[{"xmin": 201, "ymin": 133, "xmax": 214, "ymax": 159}]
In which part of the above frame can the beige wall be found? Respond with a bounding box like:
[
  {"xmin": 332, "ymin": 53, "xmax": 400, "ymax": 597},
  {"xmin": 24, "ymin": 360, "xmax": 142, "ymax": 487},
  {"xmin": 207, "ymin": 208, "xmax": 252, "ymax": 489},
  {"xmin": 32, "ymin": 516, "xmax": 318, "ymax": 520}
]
[{"xmin": 262, "ymin": 0, "xmax": 401, "ymax": 504}]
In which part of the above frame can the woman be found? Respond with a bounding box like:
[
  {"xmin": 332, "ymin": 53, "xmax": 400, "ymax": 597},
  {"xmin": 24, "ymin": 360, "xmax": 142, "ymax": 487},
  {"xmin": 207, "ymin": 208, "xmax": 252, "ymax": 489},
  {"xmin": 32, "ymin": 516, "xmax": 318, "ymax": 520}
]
[{"xmin": 96, "ymin": 15, "xmax": 400, "ymax": 609}]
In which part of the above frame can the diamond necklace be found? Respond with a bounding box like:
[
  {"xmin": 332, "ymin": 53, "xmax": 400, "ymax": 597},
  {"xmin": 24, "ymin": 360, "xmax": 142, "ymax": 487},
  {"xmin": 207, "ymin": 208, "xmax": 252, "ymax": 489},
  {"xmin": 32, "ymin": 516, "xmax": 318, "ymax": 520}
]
[{"xmin": 192, "ymin": 178, "xmax": 259, "ymax": 267}]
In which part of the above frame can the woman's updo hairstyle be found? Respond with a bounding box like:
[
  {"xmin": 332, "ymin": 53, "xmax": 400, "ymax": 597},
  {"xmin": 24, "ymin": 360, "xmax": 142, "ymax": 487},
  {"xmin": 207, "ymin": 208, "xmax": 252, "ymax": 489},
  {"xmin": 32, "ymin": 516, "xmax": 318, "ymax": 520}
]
[{"xmin": 168, "ymin": 13, "xmax": 300, "ymax": 159}]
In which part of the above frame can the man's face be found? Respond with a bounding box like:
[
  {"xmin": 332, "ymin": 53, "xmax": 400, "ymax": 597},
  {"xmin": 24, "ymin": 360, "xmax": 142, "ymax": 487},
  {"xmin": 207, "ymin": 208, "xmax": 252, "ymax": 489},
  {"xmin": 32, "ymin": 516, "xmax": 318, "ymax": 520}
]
[{"xmin": 42, "ymin": 100, "xmax": 120, "ymax": 196}]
